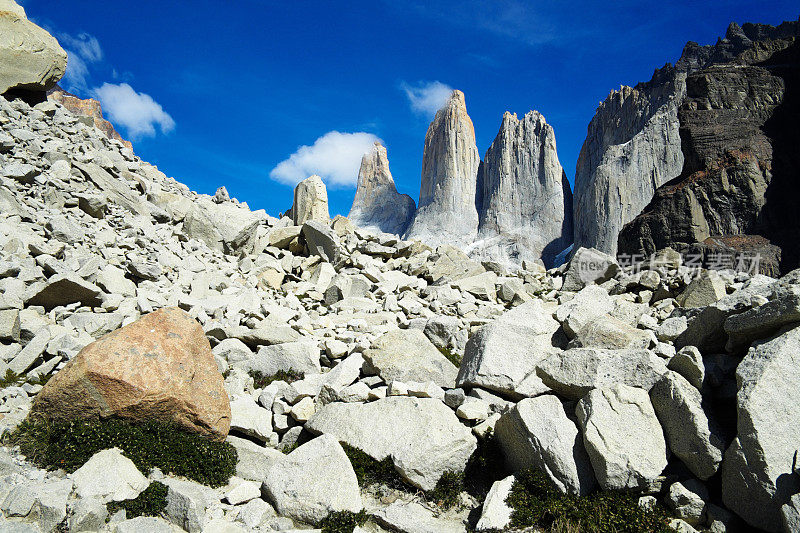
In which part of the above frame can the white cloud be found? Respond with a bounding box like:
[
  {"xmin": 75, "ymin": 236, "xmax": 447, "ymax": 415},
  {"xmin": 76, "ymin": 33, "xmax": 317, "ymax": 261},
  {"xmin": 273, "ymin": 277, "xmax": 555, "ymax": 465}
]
[
  {"xmin": 400, "ymin": 80, "xmax": 454, "ymax": 117},
  {"xmin": 60, "ymin": 33, "xmax": 103, "ymax": 62},
  {"xmin": 270, "ymin": 131, "xmax": 381, "ymax": 188},
  {"xmin": 91, "ymin": 83, "xmax": 175, "ymax": 139},
  {"xmin": 59, "ymin": 32, "xmax": 103, "ymax": 93}
]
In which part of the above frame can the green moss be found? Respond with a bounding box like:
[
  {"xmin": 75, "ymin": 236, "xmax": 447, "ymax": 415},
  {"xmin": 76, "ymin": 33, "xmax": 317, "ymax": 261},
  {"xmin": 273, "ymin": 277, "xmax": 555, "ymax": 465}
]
[
  {"xmin": 107, "ymin": 481, "xmax": 168, "ymax": 519},
  {"xmin": 249, "ymin": 369, "xmax": 303, "ymax": 389},
  {"xmin": 5, "ymin": 417, "xmax": 237, "ymax": 488},
  {"xmin": 341, "ymin": 443, "xmax": 406, "ymax": 490},
  {"xmin": 507, "ymin": 469, "xmax": 674, "ymax": 533},
  {"xmin": 280, "ymin": 441, "xmax": 300, "ymax": 455},
  {"xmin": 1, "ymin": 369, "xmax": 21, "ymax": 387},
  {"xmin": 437, "ymin": 346, "xmax": 462, "ymax": 367},
  {"xmin": 318, "ymin": 510, "xmax": 368, "ymax": 533}
]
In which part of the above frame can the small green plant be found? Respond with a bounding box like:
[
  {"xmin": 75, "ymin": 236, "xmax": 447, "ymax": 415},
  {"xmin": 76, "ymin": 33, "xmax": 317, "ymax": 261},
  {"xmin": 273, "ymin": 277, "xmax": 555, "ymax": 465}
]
[
  {"xmin": 1, "ymin": 369, "xmax": 21, "ymax": 387},
  {"xmin": 426, "ymin": 471, "xmax": 464, "ymax": 509},
  {"xmin": 280, "ymin": 441, "xmax": 300, "ymax": 455},
  {"xmin": 341, "ymin": 443, "xmax": 405, "ymax": 490},
  {"xmin": 507, "ymin": 469, "xmax": 674, "ymax": 533},
  {"xmin": 5, "ymin": 417, "xmax": 237, "ymax": 488},
  {"xmin": 26, "ymin": 373, "xmax": 52, "ymax": 386},
  {"xmin": 437, "ymin": 346, "xmax": 462, "ymax": 367},
  {"xmin": 107, "ymin": 481, "xmax": 168, "ymax": 519},
  {"xmin": 318, "ymin": 510, "xmax": 368, "ymax": 533},
  {"xmin": 463, "ymin": 430, "xmax": 508, "ymax": 499},
  {"xmin": 249, "ymin": 369, "xmax": 304, "ymax": 389}
]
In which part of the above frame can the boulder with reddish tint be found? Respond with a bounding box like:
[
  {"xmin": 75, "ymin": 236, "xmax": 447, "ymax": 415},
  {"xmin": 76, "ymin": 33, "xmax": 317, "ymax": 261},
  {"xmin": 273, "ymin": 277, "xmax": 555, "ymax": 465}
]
[{"xmin": 31, "ymin": 307, "xmax": 231, "ymax": 440}]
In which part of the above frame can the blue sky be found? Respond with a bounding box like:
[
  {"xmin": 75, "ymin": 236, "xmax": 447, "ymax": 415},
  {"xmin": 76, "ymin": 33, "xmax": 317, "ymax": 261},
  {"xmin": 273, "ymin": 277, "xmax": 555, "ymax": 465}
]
[{"xmin": 23, "ymin": 0, "xmax": 799, "ymax": 217}]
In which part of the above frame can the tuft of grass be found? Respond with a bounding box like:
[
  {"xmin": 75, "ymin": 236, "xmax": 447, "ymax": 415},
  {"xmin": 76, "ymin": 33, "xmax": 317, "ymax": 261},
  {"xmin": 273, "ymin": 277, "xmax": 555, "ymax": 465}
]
[
  {"xmin": 318, "ymin": 510, "xmax": 368, "ymax": 533},
  {"xmin": 249, "ymin": 369, "xmax": 303, "ymax": 389},
  {"xmin": 507, "ymin": 469, "xmax": 674, "ymax": 533},
  {"xmin": 4, "ymin": 416, "xmax": 237, "ymax": 488},
  {"xmin": 342, "ymin": 437, "xmax": 506, "ymax": 510},
  {"xmin": 1, "ymin": 369, "xmax": 21, "ymax": 387},
  {"xmin": 424, "ymin": 432, "xmax": 508, "ymax": 510},
  {"xmin": 26, "ymin": 373, "xmax": 52, "ymax": 386},
  {"xmin": 107, "ymin": 481, "xmax": 168, "ymax": 519},
  {"xmin": 341, "ymin": 443, "xmax": 406, "ymax": 490},
  {"xmin": 437, "ymin": 346, "xmax": 462, "ymax": 367},
  {"xmin": 425, "ymin": 471, "xmax": 464, "ymax": 509}
]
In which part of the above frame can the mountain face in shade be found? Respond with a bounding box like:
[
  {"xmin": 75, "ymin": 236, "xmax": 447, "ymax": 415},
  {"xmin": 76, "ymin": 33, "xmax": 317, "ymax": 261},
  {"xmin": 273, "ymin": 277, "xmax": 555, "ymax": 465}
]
[
  {"xmin": 403, "ymin": 90, "xmax": 480, "ymax": 248},
  {"xmin": 347, "ymin": 142, "xmax": 416, "ymax": 236},
  {"xmin": 473, "ymin": 110, "xmax": 573, "ymax": 268},
  {"xmin": 572, "ymin": 19, "xmax": 800, "ymax": 258},
  {"xmin": 618, "ymin": 32, "xmax": 800, "ymax": 275}
]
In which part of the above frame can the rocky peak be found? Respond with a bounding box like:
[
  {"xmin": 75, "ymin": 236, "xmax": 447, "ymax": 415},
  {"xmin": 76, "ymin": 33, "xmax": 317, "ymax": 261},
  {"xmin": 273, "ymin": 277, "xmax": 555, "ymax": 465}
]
[
  {"xmin": 572, "ymin": 65, "xmax": 685, "ymax": 256},
  {"xmin": 475, "ymin": 110, "xmax": 573, "ymax": 267},
  {"xmin": 347, "ymin": 142, "xmax": 416, "ymax": 235},
  {"xmin": 618, "ymin": 36, "xmax": 800, "ymax": 275},
  {"xmin": 573, "ymin": 17, "xmax": 800, "ymax": 258},
  {"xmin": 404, "ymin": 89, "xmax": 480, "ymax": 248},
  {"xmin": 47, "ymin": 85, "xmax": 132, "ymax": 150}
]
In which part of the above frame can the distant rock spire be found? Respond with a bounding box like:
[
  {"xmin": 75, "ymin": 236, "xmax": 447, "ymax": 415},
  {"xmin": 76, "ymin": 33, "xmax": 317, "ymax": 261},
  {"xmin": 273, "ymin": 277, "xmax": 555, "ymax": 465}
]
[
  {"xmin": 404, "ymin": 90, "xmax": 480, "ymax": 248},
  {"xmin": 475, "ymin": 110, "xmax": 573, "ymax": 267},
  {"xmin": 348, "ymin": 142, "xmax": 416, "ymax": 235}
]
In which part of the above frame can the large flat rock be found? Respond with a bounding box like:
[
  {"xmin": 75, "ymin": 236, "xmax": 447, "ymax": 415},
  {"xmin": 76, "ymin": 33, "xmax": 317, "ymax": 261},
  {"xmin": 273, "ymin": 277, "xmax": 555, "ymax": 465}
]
[
  {"xmin": 536, "ymin": 347, "xmax": 667, "ymax": 400},
  {"xmin": 364, "ymin": 328, "xmax": 458, "ymax": 389}
]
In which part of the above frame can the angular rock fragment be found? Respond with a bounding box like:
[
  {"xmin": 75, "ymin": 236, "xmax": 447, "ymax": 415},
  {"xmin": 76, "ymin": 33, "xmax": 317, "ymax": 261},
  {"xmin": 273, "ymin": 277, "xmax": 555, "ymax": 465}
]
[
  {"xmin": 650, "ymin": 371, "xmax": 725, "ymax": 480},
  {"xmin": 722, "ymin": 325, "xmax": 800, "ymax": 532},
  {"xmin": 576, "ymin": 384, "xmax": 667, "ymax": 490},
  {"xmin": 261, "ymin": 434, "xmax": 361, "ymax": 523},
  {"xmin": 306, "ymin": 396, "xmax": 476, "ymax": 491},
  {"xmin": 495, "ymin": 394, "xmax": 596, "ymax": 495},
  {"xmin": 457, "ymin": 300, "xmax": 560, "ymax": 398}
]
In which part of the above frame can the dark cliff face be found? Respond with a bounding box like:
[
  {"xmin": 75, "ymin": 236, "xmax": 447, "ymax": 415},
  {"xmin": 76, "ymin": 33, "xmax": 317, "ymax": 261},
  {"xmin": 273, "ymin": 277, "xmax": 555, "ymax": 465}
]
[
  {"xmin": 574, "ymin": 17, "xmax": 799, "ymax": 258},
  {"xmin": 618, "ymin": 32, "xmax": 800, "ymax": 275}
]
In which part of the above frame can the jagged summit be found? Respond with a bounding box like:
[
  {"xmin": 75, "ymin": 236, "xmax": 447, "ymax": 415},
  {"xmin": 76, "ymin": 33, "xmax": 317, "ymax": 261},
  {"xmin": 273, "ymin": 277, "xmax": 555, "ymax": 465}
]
[
  {"xmin": 572, "ymin": 16, "xmax": 800, "ymax": 258},
  {"xmin": 347, "ymin": 142, "xmax": 415, "ymax": 235},
  {"xmin": 473, "ymin": 110, "xmax": 573, "ymax": 268},
  {"xmin": 403, "ymin": 90, "xmax": 481, "ymax": 248}
]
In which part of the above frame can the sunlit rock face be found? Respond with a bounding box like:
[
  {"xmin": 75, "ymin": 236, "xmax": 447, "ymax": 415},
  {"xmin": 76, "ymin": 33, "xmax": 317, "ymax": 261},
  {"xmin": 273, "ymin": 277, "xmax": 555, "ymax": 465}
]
[
  {"xmin": 473, "ymin": 110, "xmax": 573, "ymax": 268},
  {"xmin": 404, "ymin": 90, "xmax": 480, "ymax": 248}
]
